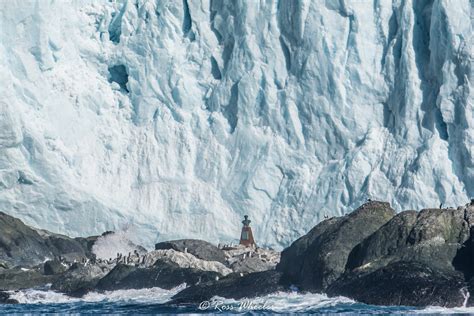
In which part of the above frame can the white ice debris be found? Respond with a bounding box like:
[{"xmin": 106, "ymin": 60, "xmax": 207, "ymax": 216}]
[{"xmin": 0, "ymin": 0, "xmax": 472, "ymax": 249}]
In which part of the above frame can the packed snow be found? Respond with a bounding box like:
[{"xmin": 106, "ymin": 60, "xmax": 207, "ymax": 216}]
[{"xmin": 0, "ymin": 0, "xmax": 472, "ymax": 249}]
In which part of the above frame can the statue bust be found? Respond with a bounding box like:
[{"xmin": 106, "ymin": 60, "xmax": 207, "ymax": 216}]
[{"xmin": 242, "ymin": 215, "xmax": 251, "ymax": 227}]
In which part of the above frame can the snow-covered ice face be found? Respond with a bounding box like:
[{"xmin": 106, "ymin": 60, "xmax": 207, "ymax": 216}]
[{"xmin": 0, "ymin": 0, "xmax": 472, "ymax": 249}]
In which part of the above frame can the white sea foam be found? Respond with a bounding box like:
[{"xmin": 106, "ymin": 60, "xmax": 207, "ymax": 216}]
[
  {"xmin": 8, "ymin": 287, "xmax": 474, "ymax": 314},
  {"xmin": 208, "ymin": 291, "xmax": 356, "ymax": 313},
  {"xmin": 413, "ymin": 306, "xmax": 474, "ymax": 314},
  {"xmin": 9, "ymin": 284, "xmax": 186, "ymax": 305},
  {"xmin": 92, "ymin": 225, "xmax": 147, "ymax": 260}
]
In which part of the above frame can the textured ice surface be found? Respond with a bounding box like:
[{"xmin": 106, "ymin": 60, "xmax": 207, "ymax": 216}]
[{"xmin": 0, "ymin": 0, "xmax": 472, "ymax": 249}]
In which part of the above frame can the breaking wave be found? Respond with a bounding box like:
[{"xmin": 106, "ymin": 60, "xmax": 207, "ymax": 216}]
[
  {"xmin": 4, "ymin": 288, "xmax": 473, "ymax": 314},
  {"xmin": 9, "ymin": 284, "xmax": 186, "ymax": 305}
]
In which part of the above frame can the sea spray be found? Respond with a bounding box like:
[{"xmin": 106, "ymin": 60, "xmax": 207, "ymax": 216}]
[{"xmin": 92, "ymin": 224, "xmax": 146, "ymax": 260}]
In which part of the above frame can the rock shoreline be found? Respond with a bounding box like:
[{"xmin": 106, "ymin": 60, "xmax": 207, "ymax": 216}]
[{"xmin": 1, "ymin": 200, "xmax": 474, "ymax": 308}]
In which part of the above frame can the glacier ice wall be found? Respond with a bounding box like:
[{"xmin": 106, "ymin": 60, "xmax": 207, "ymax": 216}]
[{"xmin": 0, "ymin": 0, "xmax": 472, "ymax": 249}]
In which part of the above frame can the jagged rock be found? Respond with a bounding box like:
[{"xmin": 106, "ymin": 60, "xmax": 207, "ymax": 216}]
[
  {"xmin": 0, "ymin": 268, "xmax": 58, "ymax": 291},
  {"xmin": 277, "ymin": 201, "xmax": 396, "ymax": 291},
  {"xmin": 96, "ymin": 259, "xmax": 221, "ymax": 291},
  {"xmin": 51, "ymin": 263, "xmax": 110, "ymax": 297},
  {"xmin": 0, "ymin": 291, "xmax": 18, "ymax": 304},
  {"xmin": 346, "ymin": 208, "xmax": 472, "ymax": 274},
  {"xmin": 327, "ymin": 261, "xmax": 466, "ymax": 308},
  {"xmin": 43, "ymin": 259, "xmax": 68, "ymax": 275},
  {"xmin": 171, "ymin": 270, "xmax": 286, "ymax": 304},
  {"xmin": 155, "ymin": 239, "xmax": 226, "ymax": 265}
]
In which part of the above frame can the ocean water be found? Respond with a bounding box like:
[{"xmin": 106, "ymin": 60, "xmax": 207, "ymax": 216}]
[{"xmin": 1, "ymin": 287, "xmax": 470, "ymax": 315}]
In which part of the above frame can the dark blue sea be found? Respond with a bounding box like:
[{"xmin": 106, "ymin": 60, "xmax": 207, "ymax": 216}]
[{"xmin": 0, "ymin": 287, "xmax": 467, "ymax": 315}]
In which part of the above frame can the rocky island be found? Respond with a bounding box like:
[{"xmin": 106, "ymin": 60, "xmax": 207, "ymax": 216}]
[{"xmin": 1, "ymin": 200, "xmax": 474, "ymax": 308}]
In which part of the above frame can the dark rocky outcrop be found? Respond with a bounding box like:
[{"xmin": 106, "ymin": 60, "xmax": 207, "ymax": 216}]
[
  {"xmin": 0, "ymin": 212, "xmax": 58, "ymax": 267},
  {"xmin": 346, "ymin": 208, "xmax": 472, "ymax": 274},
  {"xmin": 275, "ymin": 202, "xmax": 474, "ymax": 307},
  {"xmin": 325, "ymin": 205, "xmax": 474, "ymax": 307},
  {"xmin": 97, "ymin": 259, "xmax": 221, "ymax": 291},
  {"xmin": 0, "ymin": 212, "xmax": 92, "ymax": 268},
  {"xmin": 50, "ymin": 263, "xmax": 109, "ymax": 297},
  {"xmin": 171, "ymin": 270, "xmax": 285, "ymax": 304},
  {"xmin": 43, "ymin": 259, "xmax": 68, "ymax": 276},
  {"xmin": 155, "ymin": 239, "xmax": 226, "ymax": 265},
  {"xmin": 277, "ymin": 201, "xmax": 396, "ymax": 291},
  {"xmin": 0, "ymin": 268, "xmax": 58, "ymax": 291},
  {"xmin": 43, "ymin": 233, "xmax": 89, "ymax": 262},
  {"xmin": 3, "ymin": 202, "xmax": 474, "ymax": 309},
  {"xmin": 0, "ymin": 291, "xmax": 18, "ymax": 304},
  {"xmin": 327, "ymin": 261, "xmax": 467, "ymax": 307}
]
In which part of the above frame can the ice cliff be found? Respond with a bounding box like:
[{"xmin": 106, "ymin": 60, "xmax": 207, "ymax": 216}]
[{"xmin": 0, "ymin": 0, "xmax": 472, "ymax": 249}]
